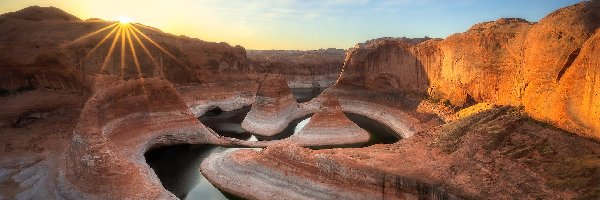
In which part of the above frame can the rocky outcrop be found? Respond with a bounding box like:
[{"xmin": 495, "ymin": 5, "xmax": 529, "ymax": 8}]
[
  {"xmin": 338, "ymin": 37, "xmax": 433, "ymax": 93},
  {"xmin": 61, "ymin": 76, "xmax": 232, "ymax": 199},
  {"xmin": 283, "ymin": 98, "xmax": 369, "ymax": 147},
  {"xmin": 337, "ymin": 1, "xmax": 600, "ymax": 140},
  {"xmin": 235, "ymin": 98, "xmax": 370, "ymax": 148},
  {"xmin": 322, "ymin": 86, "xmax": 443, "ymax": 138},
  {"xmin": 202, "ymin": 107, "xmax": 600, "ymax": 199},
  {"xmin": 176, "ymin": 81, "xmax": 259, "ymax": 117},
  {"xmin": 202, "ymin": 143, "xmax": 461, "ymax": 200},
  {"xmin": 551, "ymin": 29, "xmax": 600, "ymax": 139},
  {"xmin": 241, "ymin": 74, "xmax": 315, "ymax": 136},
  {"xmin": 248, "ymin": 49, "xmax": 344, "ymax": 88},
  {"xmin": 1, "ymin": 6, "xmax": 81, "ymax": 22},
  {"xmin": 521, "ymin": 1, "xmax": 600, "ymax": 138}
]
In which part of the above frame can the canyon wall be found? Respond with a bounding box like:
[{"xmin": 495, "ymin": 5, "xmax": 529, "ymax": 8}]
[
  {"xmin": 337, "ymin": 1, "xmax": 600, "ymax": 140},
  {"xmin": 0, "ymin": 6, "xmax": 345, "ymax": 96},
  {"xmin": 248, "ymin": 49, "xmax": 344, "ymax": 88},
  {"xmin": 0, "ymin": 6, "xmax": 251, "ymax": 93}
]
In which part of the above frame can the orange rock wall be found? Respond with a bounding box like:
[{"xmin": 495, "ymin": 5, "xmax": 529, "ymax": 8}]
[{"xmin": 338, "ymin": 1, "xmax": 600, "ymax": 139}]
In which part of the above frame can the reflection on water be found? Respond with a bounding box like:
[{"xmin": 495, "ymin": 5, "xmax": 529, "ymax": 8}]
[
  {"xmin": 294, "ymin": 118, "xmax": 311, "ymax": 133},
  {"xmin": 198, "ymin": 88, "xmax": 321, "ymax": 140},
  {"xmin": 148, "ymin": 87, "xmax": 405, "ymax": 199},
  {"xmin": 344, "ymin": 113, "xmax": 401, "ymax": 146},
  {"xmin": 145, "ymin": 145, "xmax": 227, "ymax": 199},
  {"xmin": 145, "ymin": 144, "xmax": 258, "ymax": 200},
  {"xmin": 253, "ymin": 115, "xmax": 313, "ymax": 141},
  {"xmin": 199, "ymin": 106, "xmax": 253, "ymax": 140},
  {"xmin": 290, "ymin": 87, "xmax": 326, "ymax": 103}
]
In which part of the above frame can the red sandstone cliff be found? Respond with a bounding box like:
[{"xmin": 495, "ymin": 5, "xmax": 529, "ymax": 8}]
[{"xmin": 337, "ymin": 1, "xmax": 600, "ymax": 140}]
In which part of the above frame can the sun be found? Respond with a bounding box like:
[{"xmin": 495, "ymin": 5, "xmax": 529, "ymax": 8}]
[
  {"xmin": 118, "ymin": 16, "xmax": 133, "ymax": 24},
  {"xmin": 72, "ymin": 16, "xmax": 184, "ymax": 81}
]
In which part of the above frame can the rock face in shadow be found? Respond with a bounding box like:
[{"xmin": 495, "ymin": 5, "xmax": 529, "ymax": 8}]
[
  {"xmin": 241, "ymin": 74, "xmax": 305, "ymax": 136},
  {"xmin": 338, "ymin": 38, "xmax": 432, "ymax": 93},
  {"xmin": 0, "ymin": 6, "xmax": 251, "ymax": 92},
  {"xmin": 1, "ymin": 6, "xmax": 81, "ymax": 22},
  {"xmin": 247, "ymin": 49, "xmax": 345, "ymax": 88},
  {"xmin": 337, "ymin": 1, "xmax": 600, "ymax": 140}
]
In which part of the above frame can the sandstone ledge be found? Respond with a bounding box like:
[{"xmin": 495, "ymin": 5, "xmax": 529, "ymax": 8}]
[
  {"xmin": 57, "ymin": 77, "xmax": 236, "ymax": 199},
  {"xmin": 201, "ymin": 144, "xmax": 461, "ymax": 200},
  {"xmin": 202, "ymin": 107, "xmax": 600, "ymax": 199}
]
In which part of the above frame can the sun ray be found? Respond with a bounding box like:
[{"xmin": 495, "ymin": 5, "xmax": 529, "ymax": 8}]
[
  {"xmin": 72, "ymin": 23, "xmax": 119, "ymax": 44},
  {"xmin": 125, "ymin": 26, "xmax": 149, "ymax": 94},
  {"xmin": 129, "ymin": 26, "xmax": 162, "ymax": 77},
  {"xmin": 99, "ymin": 26, "xmax": 123, "ymax": 73},
  {"xmin": 120, "ymin": 25, "xmax": 128, "ymax": 77},
  {"xmin": 125, "ymin": 27, "xmax": 143, "ymax": 79},
  {"xmin": 129, "ymin": 24, "xmax": 184, "ymax": 66},
  {"xmin": 83, "ymin": 25, "xmax": 120, "ymax": 60}
]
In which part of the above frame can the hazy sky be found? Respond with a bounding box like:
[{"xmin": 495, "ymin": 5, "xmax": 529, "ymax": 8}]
[{"xmin": 0, "ymin": 0, "xmax": 583, "ymax": 50}]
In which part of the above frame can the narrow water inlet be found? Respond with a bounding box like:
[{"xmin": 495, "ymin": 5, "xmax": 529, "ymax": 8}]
[
  {"xmin": 148, "ymin": 112, "xmax": 403, "ymax": 199},
  {"xmin": 290, "ymin": 87, "xmax": 326, "ymax": 103},
  {"xmin": 344, "ymin": 112, "xmax": 401, "ymax": 145},
  {"xmin": 146, "ymin": 88, "xmax": 404, "ymax": 199},
  {"xmin": 145, "ymin": 145, "xmax": 250, "ymax": 200}
]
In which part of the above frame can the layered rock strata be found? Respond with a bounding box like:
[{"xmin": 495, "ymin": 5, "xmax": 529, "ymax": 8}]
[
  {"xmin": 177, "ymin": 81, "xmax": 259, "ymax": 117},
  {"xmin": 233, "ymin": 98, "xmax": 370, "ymax": 148},
  {"xmin": 284, "ymin": 98, "xmax": 369, "ymax": 147},
  {"xmin": 202, "ymin": 107, "xmax": 600, "ymax": 199},
  {"xmin": 321, "ymin": 85, "xmax": 444, "ymax": 138},
  {"xmin": 336, "ymin": 1, "xmax": 600, "ymax": 140},
  {"xmin": 0, "ymin": 6, "xmax": 250, "ymax": 91},
  {"xmin": 60, "ymin": 76, "xmax": 233, "ymax": 199},
  {"xmin": 247, "ymin": 49, "xmax": 344, "ymax": 88},
  {"xmin": 242, "ymin": 74, "xmax": 318, "ymax": 136}
]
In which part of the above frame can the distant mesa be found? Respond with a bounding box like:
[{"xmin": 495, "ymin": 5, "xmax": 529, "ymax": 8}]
[
  {"xmin": 1, "ymin": 6, "xmax": 81, "ymax": 22},
  {"xmin": 85, "ymin": 18, "xmax": 106, "ymax": 22}
]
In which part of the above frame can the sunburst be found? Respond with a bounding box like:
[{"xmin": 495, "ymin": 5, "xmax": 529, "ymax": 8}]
[{"xmin": 72, "ymin": 18, "xmax": 183, "ymax": 81}]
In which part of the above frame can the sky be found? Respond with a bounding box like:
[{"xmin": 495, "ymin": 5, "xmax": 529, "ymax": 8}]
[{"xmin": 0, "ymin": 0, "xmax": 584, "ymax": 50}]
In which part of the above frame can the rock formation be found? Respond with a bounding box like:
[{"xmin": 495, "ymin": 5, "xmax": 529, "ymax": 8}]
[
  {"xmin": 247, "ymin": 49, "xmax": 345, "ymax": 88},
  {"xmin": 0, "ymin": 6, "xmax": 251, "ymax": 93},
  {"xmin": 337, "ymin": 1, "xmax": 600, "ymax": 140},
  {"xmin": 203, "ymin": 107, "xmax": 600, "ymax": 199},
  {"xmin": 62, "ymin": 76, "xmax": 234, "ymax": 199},
  {"xmin": 1, "ymin": 2, "xmax": 600, "ymax": 200},
  {"xmin": 1, "ymin": 6, "xmax": 80, "ymax": 22},
  {"xmin": 241, "ymin": 74, "xmax": 314, "ymax": 136},
  {"xmin": 284, "ymin": 98, "xmax": 369, "ymax": 147},
  {"xmin": 234, "ymin": 97, "xmax": 371, "ymax": 148}
]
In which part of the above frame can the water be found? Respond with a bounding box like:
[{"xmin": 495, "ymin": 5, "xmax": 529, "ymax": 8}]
[
  {"xmin": 344, "ymin": 113, "xmax": 401, "ymax": 146},
  {"xmin": 198, "ymin": 106, "xmax": 253, "ymax": 140},
  {"xmin": 198, "ymin": 88, "xmax": 322, "ymax": 140},
  {"xmin": 144, "ymin": 145, "xmax": 228, "ymax": 199},
  {"xmin": 290, "ymin": 87, "xmax": 326, "ymax": 103},
  {"xmin": 146, "ymin": 88, "xmax": 403, "ymax": 199},
  {"xmin": 148, "ymin": 112, "xmax": 401, "ymax": 199}
]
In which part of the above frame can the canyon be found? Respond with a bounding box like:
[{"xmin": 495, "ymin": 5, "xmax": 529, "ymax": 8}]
[{"xmin": 1, "ymin": 1, "xmax": 600, "ymax": 200}]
